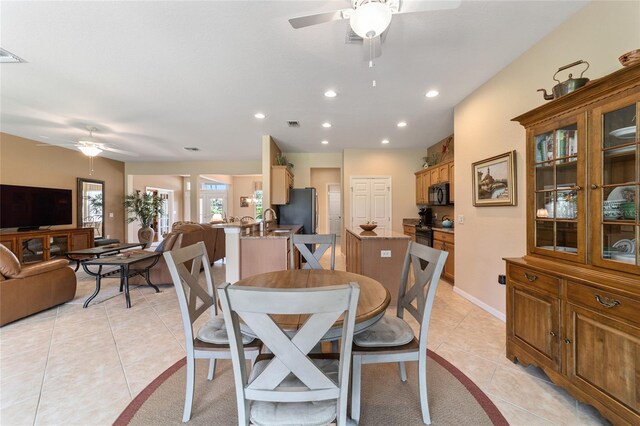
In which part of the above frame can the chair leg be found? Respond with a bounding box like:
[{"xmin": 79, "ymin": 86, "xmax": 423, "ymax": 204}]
[
  {"xmin": 183, "ymin": 356, "xmax": 195, "ymax": 422},
  {"xmin": 351, "ymin": 355, "xmax": 362, "ymax": 424},
  {"xmin": 398, "ymin": 361, "xmax": 407, "ymax": 382},
  {"xmin": 207, "ymin": 358, "xmax": 217, "ymax": 380},
  {"xmin": 418, "ymin": 354, "xmax": 431, "ymax": 425}
]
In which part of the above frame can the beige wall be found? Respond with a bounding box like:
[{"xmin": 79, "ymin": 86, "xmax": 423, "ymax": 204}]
[
  {"xmin": 453, "ymin": 1, "xmax": 639, "ymax": 317},
  {"xmin": 232, "ymin": 175, "xmax": 262, "ymax": 218},
  {"xmin": 132, "ymin": 175, "xmax": 184, "ymax": 226},
  {"xmin": 0, "ymin": 133, "xmax": 126, "ymax": 241},
  {"xmin": 285, "ymin": 153, "xmax": 343, "ymax": 189},
  {"xmin": 343, "ymin": 148, "xmax": 424, "ymax": 237},
  {"xmin": 310, "ymin": 168, "xmax": 341, "ymax": 234}
]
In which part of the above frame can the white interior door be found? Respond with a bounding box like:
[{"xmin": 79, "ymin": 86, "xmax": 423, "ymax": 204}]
[
  {"xmin": 328, "ymin": 184, "xmax": 341, "ymax": 238},
  {"xmin": 350, "ymin": 177, "xmax": 391, "ymax": 231}
]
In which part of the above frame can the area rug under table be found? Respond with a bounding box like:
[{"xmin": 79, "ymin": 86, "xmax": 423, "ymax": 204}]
[{"xmin": 115, "ymin": 350, "xmax": 508, "ymax": 426}]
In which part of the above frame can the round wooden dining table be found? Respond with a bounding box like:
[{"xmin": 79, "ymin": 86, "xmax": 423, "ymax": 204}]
[{"xmin": 234, "ymin": 269, "xmax": 391, "ymax": 337}]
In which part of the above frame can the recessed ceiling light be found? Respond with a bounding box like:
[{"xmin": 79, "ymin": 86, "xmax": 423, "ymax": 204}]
[
  {"xmin": 397, "ymin": 121, "xmax": 407, "ymax": 128},
  {"xmin": 381, "ymin": 139, "xmax": 390, "ymax": 144},
  {"xmin": 321, "ymin": 140, "xmax": 329, "ymax": 145},
  {"xmin": 39, "ymin": 135, "xmax": 49, "ymax": 139},
  {"xmin": 425, "ymin": 90, "xmax": 439, "ymax": 98},
  {"xmin": 254, "ymin": 113, "xmax": 266, "ymax": 119},
  {"xmin": 322, "ymin": 122, "xmax": 332, "ymax": 128},
  {"xmin": 324, "ymin": 90, "xmax": 337, "ymax": 98}
]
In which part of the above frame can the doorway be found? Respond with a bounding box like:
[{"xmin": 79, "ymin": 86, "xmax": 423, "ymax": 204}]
[
  {"xmin": 327, "ymin": 183, "xmax": 341, "ymax": 241},
  {"xmin": 147, "ymin": 187, "xmax": 173, "ymax": 239},
  {"xmin": 350, "ymin": 177, "xmax": 391, "ymax": 231}
]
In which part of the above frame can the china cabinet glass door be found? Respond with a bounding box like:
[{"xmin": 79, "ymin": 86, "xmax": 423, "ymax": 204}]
[
  {"xmin": 531, "ymin": 116, "xmax": 585, "ymax": 262},
  {"xmin": 592, "ymin": 98, "xmax": 639, "ymax": 272}
]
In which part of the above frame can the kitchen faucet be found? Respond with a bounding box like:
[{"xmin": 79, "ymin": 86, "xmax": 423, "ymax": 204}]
[{"xmin": 263, "ymin": 208, "xmax": 277, "ymax": 222}]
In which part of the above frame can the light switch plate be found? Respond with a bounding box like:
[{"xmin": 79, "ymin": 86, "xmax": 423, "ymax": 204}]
[
  {"xmin": 458, "ymin": 214, "xmax": 464, "ymax": 224},
  {"xmin": 381, "ymin": 250, "xmax": 391, "ymax": 258}
]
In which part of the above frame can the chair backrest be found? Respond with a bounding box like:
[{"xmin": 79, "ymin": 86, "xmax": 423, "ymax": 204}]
[
  {"xmin": 218, "ymin": 282, "xmax": 360, "ymax": 424},
  {"xmin": 163, "ymin": 241, "xmax": 216, "ymax": 353},
  {"xmin": 290, "ymin": 233, "xmax": 336, "ymax": 270},
  {"xmin": 396, "ymin": 241, "xmax": 447, "ymax": 347}
]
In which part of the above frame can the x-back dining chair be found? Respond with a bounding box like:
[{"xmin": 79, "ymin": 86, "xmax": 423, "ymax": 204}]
[
  {"xmin": 350, "ymin": 241, "xmax": 447, "ymax": 425},
  {"xmin": 290, "ymin": 233, "xmax": 336, "ymax": 270},
  {"xmin": 164, "ymin": 242, "xmax": 261, "ymax": 422},
  {"xmin": 218, "ymin": 281, "xmax": 360, "ymax": 426}
]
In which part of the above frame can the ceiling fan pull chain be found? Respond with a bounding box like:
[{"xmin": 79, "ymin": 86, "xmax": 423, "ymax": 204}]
[{"xmin": 369, "ymin": 37, "xmax": 374, "ymax": 68}]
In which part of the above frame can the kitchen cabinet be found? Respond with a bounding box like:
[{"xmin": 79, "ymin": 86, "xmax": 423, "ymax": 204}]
[
  {"xmin": 429, "ymin": 161, "xmax": 453, "ymax": 185},
  {"xmin": 414, "ymin": 169, "xmax": 430, "ymax": 205},
  {"xmin": 506, "ymin": 63, "xmax": 640, "ymax": 426},
  {"xmin": 432, "ymin": 229, "xmax": 454, "ymax": 282},
  {"xmin": 402, "ymin": 225, "xmax": 416, "ymax": 242},
  {"xmin": 449, "ymin": 163, "xmax": 455, "ymax": 203},
  {"xmin": 271, "ymin": 166, "xmax": 294, "ymax": 205},
  {"xmin": 0, "ymin": 228, "xmax": 94, "ymax": 265}
]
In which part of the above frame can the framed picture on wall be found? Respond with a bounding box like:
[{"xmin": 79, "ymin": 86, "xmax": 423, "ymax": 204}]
[
  {"xmin": 472, "ymin": 150, "xmax": 517, "ymax": 207},
  {"xmin": 240, "ymin": 196, "xmax": 249, "ymax": 208}
]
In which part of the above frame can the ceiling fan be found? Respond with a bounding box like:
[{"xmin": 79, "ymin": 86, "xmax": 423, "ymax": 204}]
[
  {"xmin": 289, "ymin": 0, "xmax": 461, "ymax": 63},
  {"xmin": 38, "ymin": 126, "xmax": 138, "ymax": 158}
]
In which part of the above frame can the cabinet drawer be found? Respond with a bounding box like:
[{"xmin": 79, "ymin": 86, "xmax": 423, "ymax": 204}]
[
  {"xmin": 433, "ymin": 231, "xmax": 454, "ymax": 244},
  {"xmin": 403, "ymin": 225, "xmax": 416, "ymax": 236},
  {"xmin": 567, "ymin": 281, "xmax": 640, "ymax": 326},
  {"xmin": 508, "ymin": 264, "xmax": 559, "ymax": 296}
]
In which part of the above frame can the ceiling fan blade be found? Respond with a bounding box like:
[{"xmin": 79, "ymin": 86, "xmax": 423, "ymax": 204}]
[
  {"xmin": 36, "ymin": 142, "xmax": 77, "ymax": 148},
  {"xmin": 100, "ymin": 146, "xmax": 139, "ymax": 157},
  {"xmin": 396, "ymin": 0, "xmax": 461, "ymax": 14},
  {"xmin": 289, "ymin": 10, "xmax": 348, "ymax": 29}
]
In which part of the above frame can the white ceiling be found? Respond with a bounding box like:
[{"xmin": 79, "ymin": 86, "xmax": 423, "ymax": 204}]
[{"xmin": 0, "ymin": 1, "xmax": 587, "ymax": 162}]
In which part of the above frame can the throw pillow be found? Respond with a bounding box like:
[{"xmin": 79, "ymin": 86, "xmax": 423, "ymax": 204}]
[{"xmin": 0, "ymin": 244, "xmax": 21, "ymax": 277}]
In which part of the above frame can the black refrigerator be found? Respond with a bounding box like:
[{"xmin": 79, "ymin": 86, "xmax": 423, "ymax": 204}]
[{"xmin": 278, "ymin": 188, "xmax": 318, "ymax": 235}]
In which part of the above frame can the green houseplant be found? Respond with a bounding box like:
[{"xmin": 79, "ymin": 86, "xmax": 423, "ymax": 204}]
[{"xmin": 124, "ymin": 190, "xmax": 163, "ymax": 248}]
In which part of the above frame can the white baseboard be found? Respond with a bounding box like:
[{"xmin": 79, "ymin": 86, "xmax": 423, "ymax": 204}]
[{"xmin": 453, "ymin": 286, "xmax": 506, "ymax": 323}]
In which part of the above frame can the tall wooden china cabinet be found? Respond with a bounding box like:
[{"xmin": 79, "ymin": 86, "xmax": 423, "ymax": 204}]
[{"xmin": 506, "ymin": 63, "xmax": 640, "ymax": 425}]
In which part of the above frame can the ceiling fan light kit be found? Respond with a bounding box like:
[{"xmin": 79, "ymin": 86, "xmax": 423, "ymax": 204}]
[
  {"xmin": 349, "ymin": 1, "xmax": 392, "ymax": 39},
  {"xmin": 78, "ymin": 145, "xmax": 102, "ymax": 157}
]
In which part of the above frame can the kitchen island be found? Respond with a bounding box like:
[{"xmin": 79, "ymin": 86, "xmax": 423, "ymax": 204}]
[
  {"xmin": 217, "ymin": 221, "xmax": 302, "ymax": 282},
  {"xmin": 345, "ymin": 227, "xmax": 410, "ymax": 303}
]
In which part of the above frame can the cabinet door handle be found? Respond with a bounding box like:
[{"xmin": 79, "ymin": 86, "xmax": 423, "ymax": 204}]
[
  {"xmin": 595, "ymin": 295, "xmax": 621, "ymax": 308},
  {"xmin": 549, "ymin": 331, "xmax": 556, "ymax": 337},
  {"xmin": 590, "ymin": 184, "xmax": 598, "ymax": 190},
  {"xmin": 524, "ymin": 272, "xmax": 538, "ymax": 282},
  {"xmin": 564, "ymin": 339, "xmax": 571, "ymax": 344}
]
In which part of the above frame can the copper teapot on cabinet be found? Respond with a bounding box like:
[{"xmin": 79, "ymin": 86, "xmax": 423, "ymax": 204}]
[{"xmin": 538, "ymin": 60, "xmax": 590, "ymax": 100}]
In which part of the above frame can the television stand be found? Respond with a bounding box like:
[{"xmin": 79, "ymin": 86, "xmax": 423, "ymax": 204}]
[
  {"xmin": 0, "ymin": 227, "xmax": 94, "ymax": 265},
  {"xmin": 17, "ymin": 226, "xmax": 40, "ymax": 232}
]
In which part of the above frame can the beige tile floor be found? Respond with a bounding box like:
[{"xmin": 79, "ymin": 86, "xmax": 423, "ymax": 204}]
[{"xmin": 0, "ymin": 249, "xmax": 611, "ymax": 425}]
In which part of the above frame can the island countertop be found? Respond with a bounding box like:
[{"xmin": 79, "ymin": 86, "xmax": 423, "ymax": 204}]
[
  {"xmin": 346, "ymin": 227, "xmax": 410, "ymax": 240},
  {"xmin": 240, "ymin": 224, "xmax": 302, "ymax": 239}
]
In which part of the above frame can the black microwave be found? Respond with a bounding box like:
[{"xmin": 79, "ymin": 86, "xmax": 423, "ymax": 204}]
[{"xmin": 429, "ymin": 183, "xmax": 450, "ymax": 206}]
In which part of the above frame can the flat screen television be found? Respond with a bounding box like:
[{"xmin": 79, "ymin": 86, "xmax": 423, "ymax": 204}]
[{"xmin": 0, "ymin": 184, "xmax": 73, "ymax": 230}]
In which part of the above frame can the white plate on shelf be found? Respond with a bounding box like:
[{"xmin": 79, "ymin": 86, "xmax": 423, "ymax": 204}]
[
  {"xmin": 612, "ymin": 239, "xmax": 635, "ymax": 254},
  {"xmin": 609, "ymin": 126, "xmax": 636, "ymax": 140},
  {"xmin": 612, "ymin": 253, "xmax": 636, "ymax": 264},
  {"xmin": 607, "ymin": 185, "xmax": 635, "ymax": 201},
  {"xmin": 539, "ymin": 245, "xmax": 578, "ymax": 253}
]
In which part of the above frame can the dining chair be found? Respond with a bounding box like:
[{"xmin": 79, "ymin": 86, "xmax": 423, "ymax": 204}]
[
  {"xmin": 290, "ymin": 233, "xmax": 336, "ymax": 270},
  {"xmin": 164, "ymin": 242, "xmax": 261, "ymax": 422},
  {"xmin": 218, "ymin": 281, "xmax": 360, "ymax": 426},
  {"xmin": 350, "ymin": 241, "xmax": 447, "ymax": 425}
]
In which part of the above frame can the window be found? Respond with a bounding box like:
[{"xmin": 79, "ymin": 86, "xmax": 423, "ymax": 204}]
[{"xmin": 254, "ymin": 190, "xmax": 263, "ymax": 219}]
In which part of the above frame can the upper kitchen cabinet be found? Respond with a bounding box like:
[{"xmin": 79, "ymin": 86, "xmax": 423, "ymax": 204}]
[
  {"xmin": 415, "ymin": 169, "xmax": 430, "ymax": 205},
  {"xmin": 429, "ymin": 160, "xmax": 452, "ymax": 185},
  {"xmin": 271, "ymin": 166, "xmax": 294, "ymax": 205}
]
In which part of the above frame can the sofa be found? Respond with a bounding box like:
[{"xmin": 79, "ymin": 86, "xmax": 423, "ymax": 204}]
[
  {"xmin": 0, "ymin": 244, "xmax": 77, "ymax": 326},
  {"xmin": 129, "ymin": 223, "xmax": 225, "ymax": 286}
]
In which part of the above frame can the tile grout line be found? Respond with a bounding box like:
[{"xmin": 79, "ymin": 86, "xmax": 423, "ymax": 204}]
[
  {"xmin": 485, "ymin": 391, "xmax": 562, "ymax": 426},
  {"xmin": 104, "ymin": 302, "xmax": 135, "ymax": 401}
]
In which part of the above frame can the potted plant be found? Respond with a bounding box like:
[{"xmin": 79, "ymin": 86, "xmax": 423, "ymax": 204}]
[{"xmin": 124, "ymin": 190, "xmax": 163, "ymax": 248}]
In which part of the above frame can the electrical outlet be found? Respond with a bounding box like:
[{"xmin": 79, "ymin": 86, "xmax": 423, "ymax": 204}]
[
  {"xmin": 498, "ymin": 274, "xmax": 506, "ymax": 285},
  {"xmin": 381, "ymin": 250, "xmax": 391, "ymax": 258},
  {"xmin": 434, "ymin": 213, "xmax": 438, "ymax": 220},
  {"xmin": 458, "ymin": 214, "xmax": 464, "ymax": 224},
  {"xmin": 106, "ymin": 235, "xmax": 110, "ymax": 239},
  {"xmin": 109, "ymin": 212, "xmax": 114, "ymax": 218}
]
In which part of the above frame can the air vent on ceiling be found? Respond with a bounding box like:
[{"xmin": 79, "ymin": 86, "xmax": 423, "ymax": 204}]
[
  {"xmin": 287, "ymin": 121, "xmax": 300, "ymax": 128},
  {"xmin": 0, "ymin": 48, "xmax": 26, "ymax": 63},
  {"xmin": 183, "ymin": 147, "xmax": 200, "ymax": 152}
]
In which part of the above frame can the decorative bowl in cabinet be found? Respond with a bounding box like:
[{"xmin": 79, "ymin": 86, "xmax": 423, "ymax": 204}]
[{"xmin": 621, "ymin": 202, "xmax": 636, "ymax": 220}]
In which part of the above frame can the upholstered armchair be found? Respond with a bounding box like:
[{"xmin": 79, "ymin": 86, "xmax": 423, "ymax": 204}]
[{"xmin": 0, "ymin": 245, "xmax": 76, "ymax": 326}]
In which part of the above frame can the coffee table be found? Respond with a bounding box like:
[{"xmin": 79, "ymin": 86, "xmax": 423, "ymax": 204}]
[
  {"xmin": 65, "ymin": 242, "xmax": 146, "ymax": 271},
  {"xmin": 81, "ymin": 251, "xmax": 162, "ymax": 308}
]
